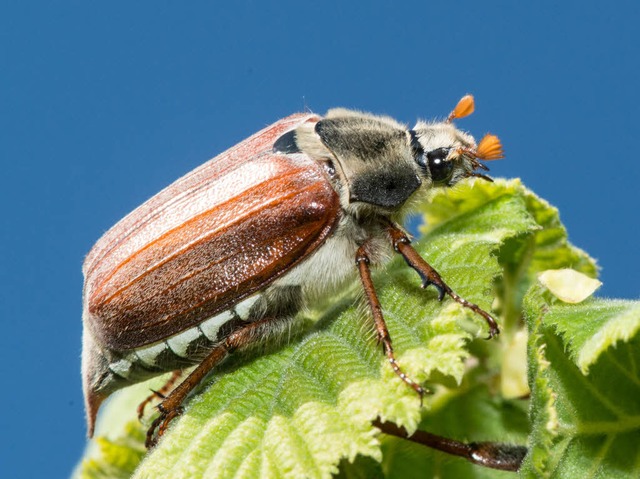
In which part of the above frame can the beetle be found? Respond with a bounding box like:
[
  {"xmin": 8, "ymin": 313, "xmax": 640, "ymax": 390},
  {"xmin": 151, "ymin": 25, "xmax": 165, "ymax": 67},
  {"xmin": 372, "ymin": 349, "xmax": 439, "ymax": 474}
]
[{"xmin": 82, "ymin": 95, "xmax": 504, "ymax": 447}]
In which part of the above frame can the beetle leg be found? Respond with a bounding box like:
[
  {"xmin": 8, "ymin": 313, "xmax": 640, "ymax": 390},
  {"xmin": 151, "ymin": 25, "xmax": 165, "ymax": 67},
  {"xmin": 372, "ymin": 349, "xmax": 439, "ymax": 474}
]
[
  {"xmin": 137, "ymin": 370, "xmax": 183, "ymax": 420},
  {"xmin": 145, "ymin": 315, "xmax": 295, "ymax": 448},
  {"xmin": 356, "ymin": 245, "xmax": 426, "ymax": 401},
  {"xmin": 373, "ymin": 419, "xmax": 526, "ymax": 471},
  {"xmin": 386, "ymin": 224, "xmax": 500, "ymax": 339}
]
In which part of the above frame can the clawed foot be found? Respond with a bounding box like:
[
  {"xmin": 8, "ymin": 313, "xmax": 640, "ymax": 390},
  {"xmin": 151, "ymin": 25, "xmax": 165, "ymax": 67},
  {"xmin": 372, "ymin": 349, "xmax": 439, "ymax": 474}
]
[
  {"xmin": 422, "ymin": 280, "xmax": 500, "ymax": 339},
  {"xmin": 421, "ymin": 279, "xmax": 446, "ymax": 301},
  {"xmin": 145, "ymin": 404, "xmax": 184, "ymax": 448}
]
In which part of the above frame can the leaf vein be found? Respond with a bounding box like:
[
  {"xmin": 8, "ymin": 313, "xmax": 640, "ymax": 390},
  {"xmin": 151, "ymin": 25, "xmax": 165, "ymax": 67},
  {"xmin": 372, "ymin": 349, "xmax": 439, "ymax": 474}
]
[{"xmin": 606, "ymin": 348, "xmax": 640, "ymax": 387}]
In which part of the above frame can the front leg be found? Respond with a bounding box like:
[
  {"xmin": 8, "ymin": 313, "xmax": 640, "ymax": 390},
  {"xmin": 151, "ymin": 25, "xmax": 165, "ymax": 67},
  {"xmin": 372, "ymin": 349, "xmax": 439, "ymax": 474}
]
[
  {"xmin": 356, "ymin": 244, "xmax": 426, "ymax": 401},
  {"xmin": 386, "ymin": 224, "xmax": 500, "ymax": 339}
]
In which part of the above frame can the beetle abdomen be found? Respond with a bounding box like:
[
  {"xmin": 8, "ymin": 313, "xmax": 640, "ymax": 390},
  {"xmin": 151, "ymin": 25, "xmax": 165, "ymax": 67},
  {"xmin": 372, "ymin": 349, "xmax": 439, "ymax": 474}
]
[
  {"xmin": 87, "ymin": 280, "xmax": 306, "ymax": 394},
  {"xmin": 90, "ymin": 293, "xmax": 262, "ymax": 392}
]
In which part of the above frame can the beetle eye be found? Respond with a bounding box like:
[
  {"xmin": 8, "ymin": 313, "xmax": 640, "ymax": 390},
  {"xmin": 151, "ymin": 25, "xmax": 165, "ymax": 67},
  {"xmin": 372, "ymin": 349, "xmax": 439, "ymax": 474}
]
[{"xmin": 427, "ymin": 148, "xmax": 453, "ymax": 184}]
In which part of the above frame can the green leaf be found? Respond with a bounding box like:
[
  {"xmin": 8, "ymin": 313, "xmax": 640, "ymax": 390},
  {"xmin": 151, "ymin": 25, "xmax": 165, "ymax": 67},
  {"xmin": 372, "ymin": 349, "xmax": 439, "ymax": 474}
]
[
  {"xmin": 75, "ymin": 379, "xmax": 166, "ymax": 479},
  {"xmin": 79, "ymin": 425, "xmax": 146, "ymax": 479},
  {"xmin": 420, "ymin": 178, "xmax": 597, "ymax": 335},
  {"xmin": 76, "ymin": 178, "xmax": 637, "ymax": 478},
  {"xmin": 541, "ymin": 299, "xmax": 640, "ymax": 374},
  {"xmin": 129, "ymin": 182, "xmax": 533, "ymax": 479},
  {"xmin": 521, "ymin": 286, "xmax": 640, "ymax": 478},
  {"xmin": 77, "ymin": 178, "xmax": 535, "ymax": 479}
]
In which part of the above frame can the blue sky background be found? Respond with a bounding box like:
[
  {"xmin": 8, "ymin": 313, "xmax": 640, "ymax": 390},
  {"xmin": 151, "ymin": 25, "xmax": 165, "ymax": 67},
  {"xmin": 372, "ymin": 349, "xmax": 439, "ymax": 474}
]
[{"xmin": 2, "ymin": 2, "xmax": 639, "ymax": 477}]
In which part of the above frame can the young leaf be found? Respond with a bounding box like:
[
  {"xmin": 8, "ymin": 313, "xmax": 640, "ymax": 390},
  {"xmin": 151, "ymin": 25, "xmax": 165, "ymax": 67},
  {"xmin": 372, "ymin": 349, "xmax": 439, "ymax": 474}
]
[
  {"xmin": 521, "ymin": 286, "xmax": 640, "ymax": 478},
  {"xmin": 541, "ymin": 298, "xmax": 640, "ymax": 373},
  {"xmin": 420, "ymin": 178, "xmax": 597, "ymax": 334}
]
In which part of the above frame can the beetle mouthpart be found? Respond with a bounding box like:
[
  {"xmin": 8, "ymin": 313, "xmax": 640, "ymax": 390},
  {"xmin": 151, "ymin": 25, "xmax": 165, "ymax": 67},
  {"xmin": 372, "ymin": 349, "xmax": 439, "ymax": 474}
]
[{"xmin": 469, "ymin": 172, "xmax": 494, "ymax": 182}]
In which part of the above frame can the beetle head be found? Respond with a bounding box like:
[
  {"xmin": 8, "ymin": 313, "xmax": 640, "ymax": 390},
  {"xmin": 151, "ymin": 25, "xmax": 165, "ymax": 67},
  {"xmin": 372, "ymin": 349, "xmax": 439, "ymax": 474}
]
[{"xmin": 409, "ymin": 95, "xmax": 504, "ymax": 189}]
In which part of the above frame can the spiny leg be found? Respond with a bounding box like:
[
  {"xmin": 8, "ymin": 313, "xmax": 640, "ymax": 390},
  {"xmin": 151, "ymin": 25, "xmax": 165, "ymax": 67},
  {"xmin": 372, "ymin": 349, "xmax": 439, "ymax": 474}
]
[
  {"xmin": 356, "ymin": 245, "xmax": 426, "ymax": 400},
  {"xmin": 386, "ymin": 224, "xmax": 499, "ymax": 338},
  {"xmin": 137, "ymin": 370, "xmax": 183, "ymax": 420},
  {"xmin": 145, "ymin": 315, "xmax": 295, "ymax": 448}
]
